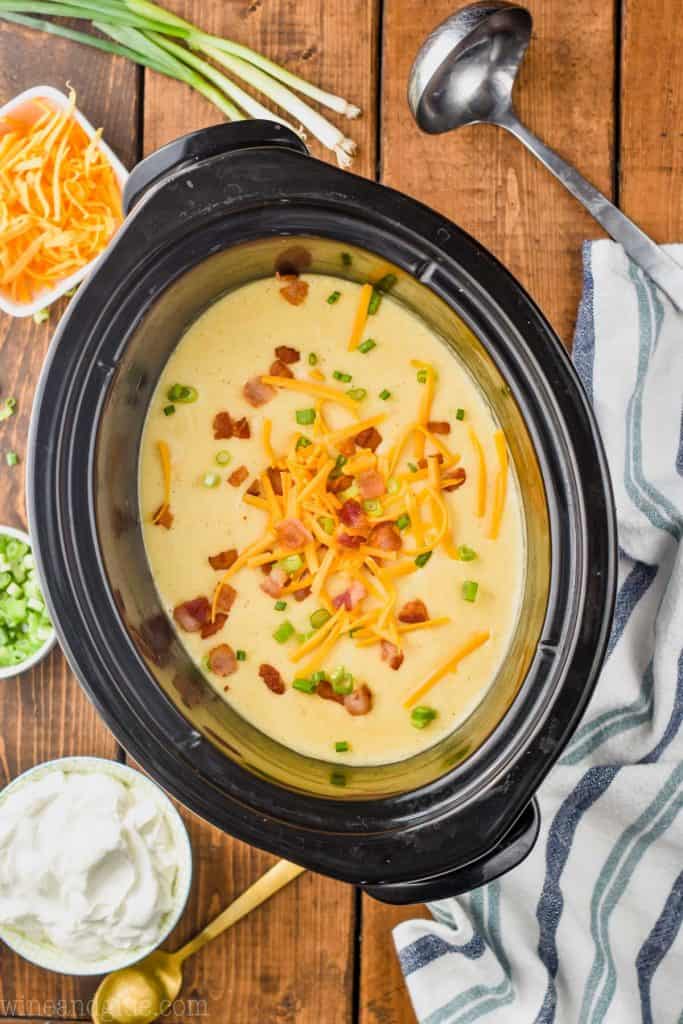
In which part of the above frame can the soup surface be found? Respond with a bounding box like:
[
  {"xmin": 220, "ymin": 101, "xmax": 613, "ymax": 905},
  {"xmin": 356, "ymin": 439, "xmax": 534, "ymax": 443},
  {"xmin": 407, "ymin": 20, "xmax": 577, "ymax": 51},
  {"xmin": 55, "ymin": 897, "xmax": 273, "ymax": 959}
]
[{"xmin": 140, "ymin": 273, "xmax": 524, "ymax": 765}]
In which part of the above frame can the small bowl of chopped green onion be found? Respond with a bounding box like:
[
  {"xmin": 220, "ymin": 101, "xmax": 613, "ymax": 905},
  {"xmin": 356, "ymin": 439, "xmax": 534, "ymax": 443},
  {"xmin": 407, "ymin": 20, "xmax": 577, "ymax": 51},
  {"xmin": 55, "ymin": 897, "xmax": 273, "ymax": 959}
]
[{"xmin": 0, "ymin": 526, "xmax": 55, "ymax": 679}]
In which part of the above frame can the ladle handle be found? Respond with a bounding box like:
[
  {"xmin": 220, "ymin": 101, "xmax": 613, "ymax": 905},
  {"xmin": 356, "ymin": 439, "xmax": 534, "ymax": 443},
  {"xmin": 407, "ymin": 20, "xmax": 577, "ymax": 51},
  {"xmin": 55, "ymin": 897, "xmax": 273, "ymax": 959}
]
[
  {"xmin": 177, "ymin": 859, "xmax": 306, "ymax": 962},
  {"xmin": 500, "ymin": 113, "xmax": 683, "ymax": 309}
]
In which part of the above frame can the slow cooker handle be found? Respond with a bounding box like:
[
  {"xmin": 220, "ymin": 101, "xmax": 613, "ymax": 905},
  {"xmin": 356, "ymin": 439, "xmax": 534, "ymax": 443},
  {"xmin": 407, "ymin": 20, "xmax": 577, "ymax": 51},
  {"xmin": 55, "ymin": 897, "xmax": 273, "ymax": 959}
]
[
  {"xmin": 122, "ymin": 120, "xmax": 309, "ymax": 215},
  {"xmin": 359, "ymin": 797, "xmax": 540, "ymax": 905}
]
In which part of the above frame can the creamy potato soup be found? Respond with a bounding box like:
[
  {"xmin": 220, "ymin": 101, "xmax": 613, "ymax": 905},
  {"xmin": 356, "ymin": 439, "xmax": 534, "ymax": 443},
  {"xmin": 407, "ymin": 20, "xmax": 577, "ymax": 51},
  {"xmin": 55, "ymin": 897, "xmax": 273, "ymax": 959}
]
[{"xmin": 140, "ymin": 272, "xmax": 524, "ymax": 765}]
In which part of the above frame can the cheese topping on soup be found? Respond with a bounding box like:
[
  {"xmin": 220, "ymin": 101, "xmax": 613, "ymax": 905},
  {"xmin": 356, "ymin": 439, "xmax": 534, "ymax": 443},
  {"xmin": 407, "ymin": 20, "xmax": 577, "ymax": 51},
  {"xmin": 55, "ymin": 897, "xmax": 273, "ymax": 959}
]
[{"xmin": 139, "ymin": 271, "xmax": 524, "ymax": 766}]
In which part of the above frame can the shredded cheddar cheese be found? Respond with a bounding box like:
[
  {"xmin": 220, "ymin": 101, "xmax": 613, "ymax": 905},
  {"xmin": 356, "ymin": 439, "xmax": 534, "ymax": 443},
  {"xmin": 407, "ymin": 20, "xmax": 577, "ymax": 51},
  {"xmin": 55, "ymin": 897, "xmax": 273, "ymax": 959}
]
[
  {"xmin": 488, "ymin": 429, "xmax": 509, "ymax": 540},
  {"xmin": 347, "ymin": 282, "xmax": 373, "ymax": 350},
  {"xmin": 468, "ymin": 426, "xmax": 487, "ymax": 518},
  {"xmin": 152, "ymin": 440, "xmax": 172, "ymax": 525},
  {"xmin": 403, "ymin": 631, "xmax": 490, "ymax": 708}
]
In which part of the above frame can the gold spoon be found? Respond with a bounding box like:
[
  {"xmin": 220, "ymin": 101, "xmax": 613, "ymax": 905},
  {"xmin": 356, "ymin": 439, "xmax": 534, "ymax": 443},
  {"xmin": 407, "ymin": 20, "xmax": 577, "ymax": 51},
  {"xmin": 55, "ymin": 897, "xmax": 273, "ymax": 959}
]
[{"xmin": 91, "ymin": 859, "xmax": 305, "ymax": 1024}]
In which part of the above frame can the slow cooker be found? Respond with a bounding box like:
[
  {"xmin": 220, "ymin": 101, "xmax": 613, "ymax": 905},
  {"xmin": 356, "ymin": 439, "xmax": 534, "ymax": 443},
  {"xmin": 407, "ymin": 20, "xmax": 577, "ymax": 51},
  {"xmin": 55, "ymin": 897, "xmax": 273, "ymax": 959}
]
[{"xmin": 27, "ymin": 121, "xmax": 616, "ymax": 903}]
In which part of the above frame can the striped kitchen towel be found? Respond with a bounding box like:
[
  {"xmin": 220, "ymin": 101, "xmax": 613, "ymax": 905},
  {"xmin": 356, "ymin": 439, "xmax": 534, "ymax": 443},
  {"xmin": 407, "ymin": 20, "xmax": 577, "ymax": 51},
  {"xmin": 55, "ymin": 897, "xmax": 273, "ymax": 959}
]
[{"xmin": 393, "ymin": 240, "xmax": 683, "ymax": 1024}]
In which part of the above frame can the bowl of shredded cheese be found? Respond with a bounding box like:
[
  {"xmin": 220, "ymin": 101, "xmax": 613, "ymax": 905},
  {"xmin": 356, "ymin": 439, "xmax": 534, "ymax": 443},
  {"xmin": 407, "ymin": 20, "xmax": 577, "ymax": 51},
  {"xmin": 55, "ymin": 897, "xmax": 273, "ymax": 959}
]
[{"xmin": 0, "ymin": 85, "xmax": 127, "ymax": 318}]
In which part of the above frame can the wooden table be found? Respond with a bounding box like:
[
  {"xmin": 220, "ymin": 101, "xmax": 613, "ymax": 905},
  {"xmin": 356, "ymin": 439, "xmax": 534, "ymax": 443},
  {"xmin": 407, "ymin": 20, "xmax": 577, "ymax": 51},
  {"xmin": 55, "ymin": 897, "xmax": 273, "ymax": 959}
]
[{"xmin": 0, "ymin": 2, "xmax": 681, "ymax": 1021}]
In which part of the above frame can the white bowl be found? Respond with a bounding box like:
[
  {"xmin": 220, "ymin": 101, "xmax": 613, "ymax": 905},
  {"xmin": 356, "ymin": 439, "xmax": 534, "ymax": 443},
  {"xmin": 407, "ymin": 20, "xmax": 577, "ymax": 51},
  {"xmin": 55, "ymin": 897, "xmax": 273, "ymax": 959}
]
[
  {"xmin": 0, "ymin": 756, "xmax": 193, "ymax": 975},
  {"xmin": 0, "ymin": 524, "xmax": 56, "ymax": 680},
  {"xmin": 0, "ymin": 86, "xmax": 129, "ymax": 319}
]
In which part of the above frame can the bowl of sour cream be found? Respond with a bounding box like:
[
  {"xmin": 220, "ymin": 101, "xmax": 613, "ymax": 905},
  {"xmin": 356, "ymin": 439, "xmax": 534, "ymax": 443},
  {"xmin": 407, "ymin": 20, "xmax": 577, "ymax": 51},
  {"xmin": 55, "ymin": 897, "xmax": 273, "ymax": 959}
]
[{"xmin": 0, "ymin": 756, "xmax": 192, "ymax": 975}]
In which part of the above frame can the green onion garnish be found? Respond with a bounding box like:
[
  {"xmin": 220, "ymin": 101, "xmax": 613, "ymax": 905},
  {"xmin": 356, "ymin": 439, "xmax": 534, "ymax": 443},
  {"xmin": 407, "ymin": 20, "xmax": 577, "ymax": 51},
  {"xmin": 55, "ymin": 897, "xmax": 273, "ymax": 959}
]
[
  {"xmin": 341, "ymin": 252, "xmax": 352, "ymax": 267},
  {"xmin": 5, "ymin": 452, "xmax": 18, "ymax": 468},
  {"xmin": 416, "ymin": 369, "xmax": 428, "ymax": 384},
  {"xmin": 335, "ymin": 740, "xmax": 350, "ymax": 753},
  {"xmin": 387, "ymin": 477, "xmax": 399, "ymax": 494},
  {"xmin": 379, "ymin": 389, "xmax": 391, "ymax": 401},
  {"xmin": 330, "ymin": 454, "xmax": 347, "ymax": 479},
  {"xmin": 0, "ymin": 532, "xmax": 52, "ymax": 668},
  {"xmin": 367, "ymin": 290, "xmax": 381, "ymax": 316},
  {"xmin": 327, "ymin": 290, "xmax": 341, "ymax": 304},
  {"xmin": 410, "ymin": 706, "xmax": 437, "ymax": 730},
  {"xmin": 277, "ymin": 553, "xmax": 304, "ymax": 574},
  {"xmin": 407, "ymin": 462, "xmax": 418, "ymax": 473},
  {"xmin": 396, "ymin": 513, "xmax": 411, "ymax": 531},
  {"xmin": 330, "ymin": 770, "xmax": 346, "ymax": 787},
  {"xmin": 32, "ymin": 307, "xmax": 49, "ymax": 324},
  {"xmin": 295, "ymin": 408, "xmax": 316, "ymax": 426},
  {"xmin": 455, "ymin": 408, "xmax": 465, "ymax": 421},
  {"xmin": 346, "ymin": 387, "xmax": 367, "ymax": 402},
  {"xmin": 358, "ymin": 338, "xmax": 376, "ymax": 354},
  {"xmin": 215, "ymin": 450, "xmax": 231, "ymax": 465},
  {"xmin": 168, "ymin": 383, "xmax": 198, "ymax": 403},
  {"xmin": 202, "ymin": 471, "xmax": 220, "ymax": 488},
  {"xmin": 163, "ymin": 404, "xmax": 175, "ymax": 416},
  {"xmin": 333, "ymin": 370, "xmax": 352, "ymax": 383},
  {"xmin": 0, "ymin": 398, "xmax": 17, "ymax": 422},
  {"xmin": 318, "ymin": 515, "xmax": 335, "ymax": 535},
  {"xmin": 311, "ymin": 670, "xmax": 327, "ymax": 682},
  {"xmin": 363, "ymin": 499, "xmax": 382, "ymax": 516},
  {"xmin": 236, "ymin": 649, "xmax": 246, "ymax": 661},
  {"xmin": 330, "ymin": 665, "xmax": 354, "ymax": 695},
  {"xmin": 308, "ymin": 352, "xmax": 318, "ymax": 366},
  {"xmin": 274, "ymin": 599, "xmax": 287, "ymax": 611},
  {"xmin": 415, "ymin": 551, "xmax": 432, "ymax": 568},
  {"xmin": 457, "ymin": 545, "xmax": 477, "ymax": 561},
  {"xmin": 293, "ymin": 677, "xmax": 317, "ymax": 693},
  {"xmin": 273, "ymin": 620, "xmax": 295, "ymax": 643},
  {"xmin": 376, "ymin": 272, "xmax": 398, "ymax": 292},
  {"xmin": 310, "ymin": 608, "xmax": 331, "ymax": 630},
  {"xmin": 462, "ymin": 580, "xmax": 479, "ymax": 602},
  {"xmin": 296, "ymin": 436, "xmax": 312, "ymax": 450}
]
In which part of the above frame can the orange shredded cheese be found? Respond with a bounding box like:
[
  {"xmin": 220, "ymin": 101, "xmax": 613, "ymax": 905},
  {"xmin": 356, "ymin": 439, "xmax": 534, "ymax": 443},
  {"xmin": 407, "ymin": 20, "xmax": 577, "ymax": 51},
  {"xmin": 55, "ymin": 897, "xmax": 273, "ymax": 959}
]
[
  {"xmin": 403, "ymin": 631, "xmax": 490, "ymax": 708},
  {"xmin": 260, "ymin": 375, "xmax": 359, "ymax": 411},
  {"xmin": 347, "ymin": 282, "xmax": 373, "ymax": 350},
  {"xmin": 468, "ymin": 426, "xmax": 487, "ymax": 517},
  {"xmin": 487, "ymin": 430, "xmax": 508, "ymax": 539},
  {"xmin": 152, "ymin": 440, "xmax": 172, "ymax": 524}
]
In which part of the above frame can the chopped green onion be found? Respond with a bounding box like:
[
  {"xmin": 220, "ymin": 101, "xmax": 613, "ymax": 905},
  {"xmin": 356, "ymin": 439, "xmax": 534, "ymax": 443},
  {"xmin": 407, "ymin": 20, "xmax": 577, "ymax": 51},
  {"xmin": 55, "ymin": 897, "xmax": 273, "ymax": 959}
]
[
  {"xmin": 341, "ymin": 252, "xmax": 352, "ymax": 267},
  {"xmin": 0, "ymin": 531, "xmax": 52, "ymax": 668},
  {"xmin": 236, "ymin": 649, "xmax": 246, "ymax": 661},
  {"xmin": 163, "ymin": 404, "xmax": 175, "ymax": 416},
  {"xmin": 215, "ymin": 450, "xmax": 231, "ymax": 465},
  {"xmin": 407, "ymin": 462, "xmax": 418, "ymax": 473},
  {"xmin": 277, "ymin": 553, "xmax": 304, "ymax": 575},
  {"xmin": 416, "ymin": 369, "xmax": 428, "ymax": 384},
  {"xmin": 410, "ymin": 706, "xmax": 437, "ymax": 729},
  {"xmin": 330, "ymin": 453, "xmax": 347, "ymax": 479},
  {"xmin": 310, "ymin": 608, "xmax": 331, "ymax": 630},
  {"xmin": 455, "ymin": 408, "xmax": 465, "ymax": 421},
  {"xmin": 327, "ymin": 290, "xmax": 341, "ymax": 304},
  {"xmin": 202, "ymin": 471, "xmax": 220, "ymax": 488},
  {"xmin": 308, "ymin": 352, "xmax": 318, "ymax": 366},
  {"xmin": 346, "ymin": 388, "xmax": 367, "ymax": 402},
  {"xmin": 379, "ymin": 388, "xmax": 391, "ymax": 401},
  {"xmin": 5, "ymin": 452, "xmax": 18, "ymax": 467},
  {"xmin": 0, "ymin": 398, "xmax": 17, "ymax": 423},
  {"xmin": 330, "ymin": 769, "xmax": 346, "ymax": 787},
  {"xmin": 318, "ymin": 515, "xmax": 335, "ymax": 535},
  {"xmin": 335, "ymin": 740, "xmax": 350, "ymax": 753},
  {"xmin": 396, "ymin": 513, "xmax": 411, "ymax": 531},
  {"xmin": 32, "ymin": 307, "xmax": 49, "ymax": 324},
  {"xmin": 274, "ymin": 599, "xmax": 287, "ymax": 611},
  {"xmin": 330, "ymin": 666, "xmax": 354, "ymax": 695},
  {"xmin": 296, "ymin": 436, "xmax": 312, "ymax": 450},
  {"xmin": 273, "ymin": 620, "xmax": 295, "ymax": 643},
  {"xmin": 295, "ymin": 408, "xmax": 316, "ymax": 426},
  {"xmin": 311, "ymin": 670, "xmax": 327, "ymax": 682},
  {"xmin": 387, "ymin": 477, "xmax": 399, "ymax": 494},
  {"xmin": 363, "ymin": 499, "xmax": 382, "ymax": 516},
  {"xmin": 358, "ymin": 338, "xmax": 376, "ymax": 354},
  {"xmin": 168, "ymin": 383, "xmax": 198, "ymax": 403},
  {"xmin": 457, "ymin": 545, "xmax": 477, "ymax": 561},
  {"xmin": 462, "ymin": 580, "xmax": 479, "ymax": 602},
  {"xmin": 293, "ymin": 677, "xmax": 317, "ymax": 693},
  {"xmin": 415, "ymin": 550, "xmax": 432, "ymax": 568},
  {"xmin": 333, "ymin": 370, "xmax": 352, "ymax": 383},
  {"xmin": 367, "ymin": 289, "xmax": 381, "ymax": 316}
]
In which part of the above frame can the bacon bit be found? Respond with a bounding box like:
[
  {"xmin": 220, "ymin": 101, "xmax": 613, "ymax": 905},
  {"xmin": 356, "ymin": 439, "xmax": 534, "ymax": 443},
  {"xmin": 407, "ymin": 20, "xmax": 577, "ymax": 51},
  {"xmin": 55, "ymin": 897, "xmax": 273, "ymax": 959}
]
[
  {"xmin": 260, "ymin": 565, "xmax": 288, "ymax": 597},
  {"xmin": 228, "ymin": 465, "xmax": 249, "ymax": 487},
  {"xmin": 332, "ymin": 580, "xmax": 367, "ymax": 610},
  {"xmin": 215, "ymin": 584, "xmax": 237, "ymax": 616},
  {"xmin": 294, "ymin": 586, "xmax": 312, "ymax": 602},
  {"xmin": 275, "ymin": 345, "xmax": 300, "ymax": 364},
  {"xmin": 338, "ymin": 438, "xmax": 356, "ymax": 457},
  {"xmin": 260, "ymin": 561, "xmax": 274, "ymax": 575},
  {"xmin": 154, "ymin": 504, "xmax": 174, "ymax": 529},
  {"xmin": 398, "ymin": 599, "xmax": 429, "ymax": 624},
  {"xmin": 173, "ymin": 596, "xmax": 210, "ymax": 633},
  {"xmin": 209, "ymin": 643, "xmax": 237, "ymax": 677},
  {"xmin": 208, "ymin": 549, "xmax": 238, "ymax": 571},
  {"xmin": 267, "ymin": 466, "xmax": 283, "ymax": 496},
  {"xmin": 233, "ymin": 416, "xmax": 251, "ymax": 438},
  {"xmin": 259, "ymin": 663, "xmax": 286, "ymax": 694},
  {"xmin": 367, "ymin": 522, "xmax": 402, "ymax": 551},
  {"xmin": 280, "ymin": 278, "xmax": 309, "ymax": 306},
  {"xmin": 442, "ymin": 467, "xmax": 467, "ymax": 491},
  {"xmin": 246, "ymin": 478, "xmax": 261, "ymax": 496},
  {"xmin": 355, "ymin": 426, "xmax": 383, "ymax": 452},
  {"xmin": 427, "ymin": 421, "xmax": 451, "ymax": 435},
  {"xmin": 418, "ymin": 453, "xmax": 444, "ymax": 469},
  {"xmin": 200, "ymin": 613, "xmax": 227, "ymax": 639},
  {"xmin": 337, "ymin": 532, "xmax": 366, "ymax": 549},
  {"xmin": 344, "ymin": 684, "xmax": 373, "ymax": 716},
  {"xmin": 338, "ymin": 498, "xmax": 368, "ymax": 529},
  {"xmin": 243, "ymin": 377, "xmax": 275, "ymax": 408},
  {"xmin": 327, "ymin": 473, "xmax": 353, "ymax": 494},
  {"xmin": 269, "ymin": 358, "xmax": 294, "ymax": 379},
  {"xmin": 213, "ymin": 411, "xmax": 233, "ymax": 440},
  {"xmin": 276, "ymin": 517, "xmax": 313, "ymax": 550},
  {"xmin": 317, "ymin": 679, "xmax": 344, "ymax": 704},
  {"xmin": 358, "ymin": 469, "xmax": 386, "ymax": 500},
  {"xmin": 381, "ymin": 639, "xmax": 404, "ymax": 670}
]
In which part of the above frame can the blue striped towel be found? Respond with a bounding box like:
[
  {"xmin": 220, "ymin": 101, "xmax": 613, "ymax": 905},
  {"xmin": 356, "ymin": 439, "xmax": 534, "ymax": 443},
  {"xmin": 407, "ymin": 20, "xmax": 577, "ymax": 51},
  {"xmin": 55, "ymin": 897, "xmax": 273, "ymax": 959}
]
[{"xmin": 393, "ymin": 240, "xmax": 683, "ymax": 1024}]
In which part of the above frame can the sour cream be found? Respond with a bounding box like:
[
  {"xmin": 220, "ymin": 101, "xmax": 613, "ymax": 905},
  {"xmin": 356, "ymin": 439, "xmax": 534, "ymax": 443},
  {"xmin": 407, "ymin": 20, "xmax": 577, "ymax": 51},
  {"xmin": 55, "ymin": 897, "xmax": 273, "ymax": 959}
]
[{"xmin": 0, "ymin": 766, "xmax": 184, "ymax": 963}]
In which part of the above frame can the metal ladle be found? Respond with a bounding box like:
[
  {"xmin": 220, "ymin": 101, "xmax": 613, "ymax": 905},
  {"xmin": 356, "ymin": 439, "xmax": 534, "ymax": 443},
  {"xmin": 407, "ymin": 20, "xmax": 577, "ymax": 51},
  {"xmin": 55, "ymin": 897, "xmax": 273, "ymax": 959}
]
[{"xmin": 408, "ymin": 1, "xmax": 683, "ymax": 307}]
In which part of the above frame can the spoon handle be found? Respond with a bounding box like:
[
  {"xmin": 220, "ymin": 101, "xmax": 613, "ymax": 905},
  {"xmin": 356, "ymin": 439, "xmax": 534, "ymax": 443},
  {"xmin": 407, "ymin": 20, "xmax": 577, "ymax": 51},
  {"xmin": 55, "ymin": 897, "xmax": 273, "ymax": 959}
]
[
  {"xmin": 500, "ymin": 113, "xmax": 683, "ymax": 308},
  {"xmin": 177, "ymin": 859, "xmax": 306, "ymax": 962}
]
